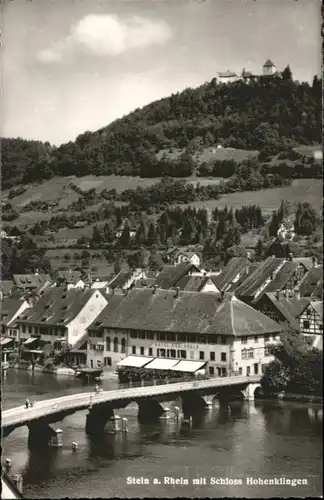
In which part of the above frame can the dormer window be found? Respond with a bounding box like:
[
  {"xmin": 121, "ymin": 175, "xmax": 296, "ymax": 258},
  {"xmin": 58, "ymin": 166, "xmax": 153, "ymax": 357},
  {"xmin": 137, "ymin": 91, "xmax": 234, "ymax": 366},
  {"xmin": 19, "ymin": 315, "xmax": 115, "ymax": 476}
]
[
  {"xmin": 44, "ymin": 305, "xmax": 50, "ymax": 309},
  {"xmin": 62, "ymin": 294, "xmax": 67, "ymax": 300},
  {"xmin": 62, "ymin": 306, "xmax": 68, "ymax": 310},
  {"xmin": 41, "ymin": 317, "xmax": 47, "ymax": 322}
]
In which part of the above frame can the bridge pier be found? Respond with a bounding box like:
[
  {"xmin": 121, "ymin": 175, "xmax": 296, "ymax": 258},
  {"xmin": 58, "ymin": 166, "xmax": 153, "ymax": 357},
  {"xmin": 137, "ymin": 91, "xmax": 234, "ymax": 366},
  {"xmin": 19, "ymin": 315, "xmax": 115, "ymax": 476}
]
[
  {"xmin": 137, "ymin": 399, "xmax": 166, "ymax": 422},
  {"xmin": 202, "ymin": 396, "xmax": 214, "ymax": 408},
  {"xmin": 182, "ymin": 393, "xmax": 209, "ymax": 417},
  {"xmin": 85, "ymin": 403, "xmax": 114, "ymax": 435},
  {"xmin": 241, "ymin": 383, "xmax": 262, "ymax": 401},
  {"xmin": 28, "ymin": 422, "xmax": 63, "ymax": 449}
]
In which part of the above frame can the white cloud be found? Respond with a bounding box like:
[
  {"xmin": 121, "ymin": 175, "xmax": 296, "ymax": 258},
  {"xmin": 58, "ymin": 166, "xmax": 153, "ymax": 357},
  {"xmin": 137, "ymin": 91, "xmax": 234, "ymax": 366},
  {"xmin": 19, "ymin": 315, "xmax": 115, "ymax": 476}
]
[{"xmin": 37, "ymin": 14, "xmax": 172, "ymax": 63}]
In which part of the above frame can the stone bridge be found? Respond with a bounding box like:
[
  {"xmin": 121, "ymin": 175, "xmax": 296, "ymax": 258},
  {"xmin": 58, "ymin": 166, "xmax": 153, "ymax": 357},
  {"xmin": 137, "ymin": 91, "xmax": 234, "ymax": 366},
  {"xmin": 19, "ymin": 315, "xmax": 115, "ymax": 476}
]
[{"xmin": 2, "ymin": 375, "xmax": 262, "ymax": 448}]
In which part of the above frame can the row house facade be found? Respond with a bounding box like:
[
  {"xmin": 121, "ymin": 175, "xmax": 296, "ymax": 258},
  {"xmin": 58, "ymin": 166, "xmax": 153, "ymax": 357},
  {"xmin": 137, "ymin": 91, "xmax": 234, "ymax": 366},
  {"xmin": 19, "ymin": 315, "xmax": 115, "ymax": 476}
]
[
  {"xmin": 86, "ymin": 288, "xmax": 284, "ymax": 377},
  {"xmin": 1, "ymin": 298, "xmax": 31, "ymax": 340},
  {"xmin": 15, "ymin": 287, "xmax": 108, "ymax": 349}
]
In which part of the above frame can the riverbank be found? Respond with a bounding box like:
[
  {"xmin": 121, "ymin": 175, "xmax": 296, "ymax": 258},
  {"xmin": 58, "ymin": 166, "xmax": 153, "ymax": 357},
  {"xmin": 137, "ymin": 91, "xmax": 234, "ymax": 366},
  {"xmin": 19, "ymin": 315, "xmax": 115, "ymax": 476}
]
[
  {"xmin": 10, "ymin": 363, "xmax": 119, "ymax": 380},
  {"xmin": 12, "ymin": 362, "xmax": 75, "ymax": 376},
  {"xmin": 278, "ymin": 392, "xmax": 323, "ymax": 404}
]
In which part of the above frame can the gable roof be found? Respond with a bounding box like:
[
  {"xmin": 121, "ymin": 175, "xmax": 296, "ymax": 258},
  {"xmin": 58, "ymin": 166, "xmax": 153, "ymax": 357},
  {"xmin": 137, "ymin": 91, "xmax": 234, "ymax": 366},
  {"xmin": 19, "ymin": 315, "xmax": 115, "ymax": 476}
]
[
  {"xmin": 155, "ymin": 263, "xmax": 200, "ymax": 289},
  {"xmin": 292, "ymin": 257, "xmax": 315, "ymax": 271},
  {"xmin": 176, "ymin": 275, "xmax": 209, "ymax": 292},
  {"xmin": 264, "ymin": 292, "xmax": 310, "ymax": 329},
  {"xmin": 263, "ymin": 59, "xmax": 275, "ymax": 67},
  {"xmin": 88, "ymin": 288, "xmax": 284, "ymax": 337},
  {"xmin": 108, "ymin": 271, "xmax": 132, "ymax": 290},
  {"xmin": 13, "ymin": 274, "xmax": 52, "ymax": 289},
  {"xmin": 15, "ymin": 287, "xmax": 98, "ymax": 326},
  {"xmin": 1, "ymin": 298, "xmax": 28, "ymax": 326},
  {"xmin": 310, "ymin": 301, "xmax": 323, "ymax": 319},
  {"xmin": 58, "ymin": 270, "xmax": 83, "ymax": 283},
  {"xmin": 311, "ymin": 279, "xmax": 323, "ymax": 300},
  {"xmin": 298, "ymin": 266, "xmax": 323, "ymax": 297},
  {"xmin": 235, "ymin": 257, "xmax": 285, "ymax": 298},
  {"xmin": 134, "ymin": 278, "xmax": 157, "ymax": 289},
  {"xmin": 212, "ymin": 258, "xmax": 250, "ymax": 292},
  {"xmin": 255, "ymin": 261, "xmax": 299, "ymax": 298}
]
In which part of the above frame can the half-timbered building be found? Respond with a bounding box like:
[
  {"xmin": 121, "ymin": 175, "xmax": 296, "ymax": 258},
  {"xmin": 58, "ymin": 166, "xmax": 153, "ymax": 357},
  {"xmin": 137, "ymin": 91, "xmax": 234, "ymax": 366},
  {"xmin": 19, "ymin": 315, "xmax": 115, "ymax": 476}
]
[{"xmin": 297, "ymin": 301, "xmax": 323, "ymax": 349}]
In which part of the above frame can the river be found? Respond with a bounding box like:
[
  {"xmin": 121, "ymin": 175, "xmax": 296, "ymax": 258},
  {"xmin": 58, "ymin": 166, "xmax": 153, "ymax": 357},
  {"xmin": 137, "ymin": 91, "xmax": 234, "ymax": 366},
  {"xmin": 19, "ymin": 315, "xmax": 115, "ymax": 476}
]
[{"xmin": 2, "ymin": 370, "xmax": 322, "ymax": 498}]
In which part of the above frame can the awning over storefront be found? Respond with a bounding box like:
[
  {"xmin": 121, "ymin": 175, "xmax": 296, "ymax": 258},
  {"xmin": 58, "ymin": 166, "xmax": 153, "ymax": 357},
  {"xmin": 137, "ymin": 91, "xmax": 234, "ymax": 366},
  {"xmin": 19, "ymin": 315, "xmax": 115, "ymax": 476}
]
[
  {"xmin": 117, "ymin": 356, "xmax": 153, "ymax": 368},
  {"xmin": 171, "ymin": 360, "xmax": 207, "ymax": 373},
  {"xmin": 1, "ymin": 337, "xmax": 14, "ymax": 348},
  {"xmin": 144, "ymin": 358, "xmax": 180, "ymax": 370},
  {"xmin": 23, "ymin": 337, "xmax": 38, "ymax": 347}
]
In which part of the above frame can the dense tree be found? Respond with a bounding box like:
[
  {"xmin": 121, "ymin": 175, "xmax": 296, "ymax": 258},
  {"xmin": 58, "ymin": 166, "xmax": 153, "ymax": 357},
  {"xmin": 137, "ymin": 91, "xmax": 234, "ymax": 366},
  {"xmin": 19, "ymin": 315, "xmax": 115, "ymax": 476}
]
[
  {"xmin": 294, "ymin": 202, "xmax": 319, "ymax": 236},
  {"xmin": 255, "ymin": 238, "xmax": 264, "ymax": 261},
  {"xmin": 261, "ymin": 329, "xmax": 322, "ymax": 396},
  {"xmin": 148, "ymin": 250, "xmax": 164, "ymax": 271},
  {"xmin": 2, "ymin": 74, "xmax": 321, "ymax": 187},
  {"xmin": 119, "ymin": 222, "xmax": 131, "ymax": 248},
  {"xmin": 135, "ymin": 219, "xmax": 148, "ymax": 246},
  {"xmin": 92, "ymin": 226, "xmax": 103, "ymax": 244}
]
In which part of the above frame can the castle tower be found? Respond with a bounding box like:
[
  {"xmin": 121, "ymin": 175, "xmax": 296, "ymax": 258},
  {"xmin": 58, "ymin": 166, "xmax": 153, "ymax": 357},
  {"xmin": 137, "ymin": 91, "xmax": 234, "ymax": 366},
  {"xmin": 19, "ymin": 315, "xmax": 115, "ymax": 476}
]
[{"xmin": 263, "ymin": 59, "xmax": 276, "ymax": 76}]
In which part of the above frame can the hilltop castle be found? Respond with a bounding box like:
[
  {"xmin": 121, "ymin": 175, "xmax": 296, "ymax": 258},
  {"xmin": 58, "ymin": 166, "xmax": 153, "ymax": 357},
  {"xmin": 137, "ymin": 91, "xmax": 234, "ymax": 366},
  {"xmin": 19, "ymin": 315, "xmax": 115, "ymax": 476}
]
[{"xmin": 217, "ymin": 59, "xmax": 282, "ymax": 84}]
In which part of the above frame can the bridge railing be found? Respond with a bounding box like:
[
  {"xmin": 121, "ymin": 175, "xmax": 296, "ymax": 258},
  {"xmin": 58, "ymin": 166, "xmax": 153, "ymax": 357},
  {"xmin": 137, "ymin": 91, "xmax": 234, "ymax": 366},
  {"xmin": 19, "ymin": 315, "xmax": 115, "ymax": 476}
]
[{"xmin": 2, "ymin": 375, "xmax": 261, "ymax": 428}]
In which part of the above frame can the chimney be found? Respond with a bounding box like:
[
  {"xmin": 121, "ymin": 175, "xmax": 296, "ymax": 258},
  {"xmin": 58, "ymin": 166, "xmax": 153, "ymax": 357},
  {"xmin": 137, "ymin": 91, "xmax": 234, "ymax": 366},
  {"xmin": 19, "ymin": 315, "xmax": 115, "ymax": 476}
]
[
  {"xmin": 312, "ymin": 256, "xmax": 317, "ymax": 267},
  {"xmin": 276, "ymin": 290, "xmax": 280, "ymax": 301},
  {"xmin": 174, "ymin": 287, "xmax": 180, "ymax": 298},
  {"xmin": 220, "ymin": 290, "xmax": 225, "ymax": 301},
  {"xmin": 152, "ymin": 284, "xmax": 158, "ymax": 294},
  {"xmin": 294, "ymin": 289, "xmax": 300, "ymax": 300},
  {"xmin": 288, "ymin": 253, "xmax": 293, "ymax": 261},
  {"xmin": 246, "ymin": 251, "xmax": 251, "ymax": 261},
  {"xmin": 284, "ymin": 289, "xmax": 290, "ymax": 299}
]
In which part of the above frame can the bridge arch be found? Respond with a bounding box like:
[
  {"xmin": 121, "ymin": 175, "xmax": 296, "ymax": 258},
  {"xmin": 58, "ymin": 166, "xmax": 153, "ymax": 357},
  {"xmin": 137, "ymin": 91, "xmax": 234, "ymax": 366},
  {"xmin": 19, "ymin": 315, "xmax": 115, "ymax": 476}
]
[{"xmin": 241, "ymin": 383, "xmax": 263, "ymax": 401}]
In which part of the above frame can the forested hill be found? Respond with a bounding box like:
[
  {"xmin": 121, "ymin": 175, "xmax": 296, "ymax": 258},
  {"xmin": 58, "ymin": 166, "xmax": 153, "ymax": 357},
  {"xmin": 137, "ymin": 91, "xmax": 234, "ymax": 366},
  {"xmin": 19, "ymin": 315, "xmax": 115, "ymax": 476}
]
[{"xmin": 2, "ymin": 70, "xmax": 322, "ymax": 188}]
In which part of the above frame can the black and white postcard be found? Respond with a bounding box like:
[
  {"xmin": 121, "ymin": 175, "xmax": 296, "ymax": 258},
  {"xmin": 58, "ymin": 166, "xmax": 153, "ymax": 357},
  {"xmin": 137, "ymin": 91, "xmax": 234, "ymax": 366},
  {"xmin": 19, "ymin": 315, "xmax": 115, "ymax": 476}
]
[{"xmin": 1, "ymin": 0, "xmax": 322, "ymax": 498}]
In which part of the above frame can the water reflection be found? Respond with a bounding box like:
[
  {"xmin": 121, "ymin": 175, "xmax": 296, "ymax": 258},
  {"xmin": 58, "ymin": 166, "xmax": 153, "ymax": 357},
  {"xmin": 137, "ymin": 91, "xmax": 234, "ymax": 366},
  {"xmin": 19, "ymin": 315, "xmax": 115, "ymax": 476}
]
[
  {"xmin": 3, "ymin": 372, "xmax": 323, "ymax": 499},
  {"xmin": 262, "ymin": 404, "xmax": 322, "ymax": 436},
  {"xmin": 21, "ymin": 448, "xmax": 60, "ymax": 484}
]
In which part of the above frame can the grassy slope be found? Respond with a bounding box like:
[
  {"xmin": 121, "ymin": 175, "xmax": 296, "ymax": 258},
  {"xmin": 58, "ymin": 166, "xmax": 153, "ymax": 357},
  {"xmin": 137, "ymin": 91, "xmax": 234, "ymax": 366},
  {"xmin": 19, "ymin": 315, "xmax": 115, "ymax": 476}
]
[
  {"xmin": 156, "ymin": 146, "xmax": 259, "ymax": 165},
  {"xmin": 177, "ymin": 179, "xmax": 323, "ymax": 214}
]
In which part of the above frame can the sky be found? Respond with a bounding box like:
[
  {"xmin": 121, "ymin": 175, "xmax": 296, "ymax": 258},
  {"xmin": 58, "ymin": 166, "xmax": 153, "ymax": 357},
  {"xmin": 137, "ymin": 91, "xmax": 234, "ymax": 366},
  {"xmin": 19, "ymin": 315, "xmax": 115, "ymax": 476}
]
[{"xmin": 1, "ymin": 0, "xmax": 321, "ymax": 146}]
